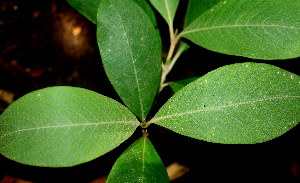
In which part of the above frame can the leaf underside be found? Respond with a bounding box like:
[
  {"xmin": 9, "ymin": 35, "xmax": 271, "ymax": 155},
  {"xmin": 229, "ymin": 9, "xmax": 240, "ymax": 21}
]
[
  {"xmin": 97, "ymin": 0, "xmax": 162, "ymax": 121},
  {"xmin": 152, "ymin": 62, "xmax": 300, "ymax": 144},
  {"xmin": 0, "ymin": 87, "xmax": 139, "ymax": 167},
  {"xmin": 107, "ymin": 136, "xmax": 169, "ymax": 183},
  {"xmin": 181, "ymin": 0, "xmax": 300, "ymax": 60}
]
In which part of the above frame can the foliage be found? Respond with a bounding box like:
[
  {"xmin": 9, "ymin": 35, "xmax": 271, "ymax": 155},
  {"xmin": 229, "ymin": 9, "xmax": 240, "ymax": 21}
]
[{"xmin": 1, "ymin": 0, "xmax": 300, "ymax": 182}]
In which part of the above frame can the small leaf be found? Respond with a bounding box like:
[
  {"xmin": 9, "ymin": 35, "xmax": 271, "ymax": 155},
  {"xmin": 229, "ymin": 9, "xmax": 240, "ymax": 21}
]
[
  {"xmin": 107, "ymin": 135, "xmax": 169, "ymax": 183},
  {"xmin": 181, "ymin": 0, "xmax": 300, "ymax": 60},
  {"xmin": 169, "ymin": 76, "xmax": 200, "ymax": 93},
  {"xmin": 184, "ymin": 0, "xmax": 222, "ymax": 27},
  {"xmin": 67, "ymin": 0, "xmax": 158, "ymax": 26},
  {"xmin": 0, "ymin": 86, "xmax": 139, "ymax": 167},
  {"xmin": 97, "ymin": 0, "xmax": 162, "ymax": 121},
  {"xmin": 151, "ymin": 63, "xmax": 300, "ymax": 144},
  {"xmin": 149, "ymin": 0, "xmax": 179, "ymax": 25}
]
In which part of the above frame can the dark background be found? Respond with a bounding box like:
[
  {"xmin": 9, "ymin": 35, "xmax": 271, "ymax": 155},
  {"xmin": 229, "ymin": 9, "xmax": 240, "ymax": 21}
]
[{"xmin": 1, "ymin": 0, "xmax": 300, "ymax": 182}]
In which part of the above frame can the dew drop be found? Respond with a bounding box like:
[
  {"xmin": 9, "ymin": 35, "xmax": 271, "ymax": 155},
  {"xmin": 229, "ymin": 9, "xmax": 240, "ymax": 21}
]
[
  {"xmin": 246, "ymin": 65, "xmax": 249, "ymax": 67},
  {"xmin": 123, "ymin": 33, "xmax": 126, "ymax": 35},
  {"xmin": 37, "ymin": 93, "xmax": 40, "ymax": 96},
  {"xmin": 283, "ymin": 73, "xmax": 286, "ymax": 76},
  {"xmin": 224, "ymin": 1, "xmax": 226, "ymax": 4}
]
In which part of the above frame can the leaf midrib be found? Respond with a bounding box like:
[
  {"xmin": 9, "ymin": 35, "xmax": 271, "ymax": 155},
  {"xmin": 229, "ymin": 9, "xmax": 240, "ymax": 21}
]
[
  {"xmin": 181, "ymin": 24, "xmax": 300, "ymax": 36},
  {"xmin": 141, "ymin": 135, "xmax": 146, "ymax": 183},
  {"xmin": 151, "ymin": 95, "xmax": 300, "ymax": 123},
  {"xmin": 115, "ymin": 2, "xmax": 145, "ymax": 121},
  {"xmin": 164, "ymin": 0, "xmax": 172, "ymax": 25},
  {"xmin": 0, "ymin": 121, "xmax": 140, "ymax": 139}
]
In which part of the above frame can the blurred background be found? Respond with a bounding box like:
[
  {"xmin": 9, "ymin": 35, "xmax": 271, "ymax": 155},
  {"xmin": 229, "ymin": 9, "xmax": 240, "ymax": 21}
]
[{"xmin": 1, "ymin": 0, "xmax": 300, "ymax": 182}]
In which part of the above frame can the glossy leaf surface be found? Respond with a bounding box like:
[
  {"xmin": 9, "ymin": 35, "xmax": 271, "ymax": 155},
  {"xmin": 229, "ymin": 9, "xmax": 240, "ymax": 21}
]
[
  {"xmin": 151, "ymin": 63, "xmax": 300, "ymax": 144},
  {"xmin": 181, "ymin": 0, "xmax": 300, "ymax": 60},
  {"xmin": 169, "ymin": 77, "xmax": 200, "ymax": 93},
  {"xmin": 0, "ymin": 87, "xmax": 139, "ymax": 167},
  {"xmin": 149, "ymin": 0, "xmax": 179, "ymax": 25},
  {"xmin": 97, "ymin": 0, "xmax": 162, "ymax": 121},
  {"xmin": 107, "ymin": 135, "xmax": 169, "ymax": 183}
]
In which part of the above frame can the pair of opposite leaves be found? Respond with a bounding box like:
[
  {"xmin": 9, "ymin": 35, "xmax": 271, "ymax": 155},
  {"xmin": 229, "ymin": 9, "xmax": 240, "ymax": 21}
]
[{"xmin": 0, "ymin": 62, "xmax": 300, "ymax": 168}]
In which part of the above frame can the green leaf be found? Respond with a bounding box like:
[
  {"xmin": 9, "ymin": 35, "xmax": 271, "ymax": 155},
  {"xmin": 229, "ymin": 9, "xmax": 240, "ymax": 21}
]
[
  {"xmin": 66, "ymin": 0, "xmax": 100, "ymax": 24},
  {"xmin": 67, "ymin": 0, "xmax": 158, "ymax": 26},
  {"xmin": 180, "ymin": 0, "xmax": 300, "ymax": 60},
  {"xmin": 169, "ymin": 76, "xmax": 200, "ymax": 93},
  {"xmin": 149, "ymin": 0, "xmax": 179, "ymax": 25},
  {"xmin": 97, "ymin": 0, "xmax": 162, "ymax": 121},
  {"xmin": 151, "ymin": 63, "xmax": 300, "ymax": 144},
  {"xmin": 0, "ymin": 86, "xmax": 139, "ymax": 167},
  {"xmin": 134, "ymin": 0, "xmax": 158, "ymax": 27},
  {"xmin": 184, "ymin": 0, "xmax": 222, "ymax": 27},
  {"xmin": 107, "ymin": 135, "xmax": 169, "ymax": 183}
]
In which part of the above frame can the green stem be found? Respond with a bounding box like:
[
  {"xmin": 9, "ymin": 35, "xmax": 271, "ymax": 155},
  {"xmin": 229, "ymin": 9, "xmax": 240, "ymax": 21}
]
[{"xmin": 159, "ymin": 34, "xmax": 182, "ymax": 93}]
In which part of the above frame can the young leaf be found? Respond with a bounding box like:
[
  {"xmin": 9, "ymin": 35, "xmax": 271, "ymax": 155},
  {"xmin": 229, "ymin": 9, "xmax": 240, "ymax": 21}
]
[
  {"xmin": 184, "ymin": 0, "xmax": 222, "ymax": 27},
  {"xmin": 67, "ymin": 0, "xmax": 158, "ymax": 26},
  {"xmin": 151, "ymin": 63, "xmax": 300, "ymax": 144},
  {"xmin": 149, "ymin": 0, "xmax": 179, "ymax": 26},
  {"xmin": 97, "ymin": 0, "xmax": 162, "ymax": 121},
  {"xmin": 180, "ymin": 0, "xmax": 300, "ymax": 60},
  {"xmin": 0, "ymin": 86, "xmax": 139, "ymax": 167},
  {"xmin": 107, "ymin": 135, "xmax": 169, "ymax": 183},
  {"xmin": 169, "ymin": 76, "xmax": 200, "ymax": 93}
]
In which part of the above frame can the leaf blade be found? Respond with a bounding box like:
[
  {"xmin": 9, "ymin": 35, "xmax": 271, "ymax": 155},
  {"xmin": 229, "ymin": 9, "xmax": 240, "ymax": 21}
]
[
  {"xmin": 181, "ymin": 0, "xmax": 300, "ymax": 60},
  {"xmin": 107, "ymin": 135, "xmax": 169, "ymax": 183},
  {"xmin": 149, "ymin": 0, "xmax": 179, "ymax": 25},
  {"xmin": 67, "ymin": 0, "xmax": 158, "ymax": 26},
  {"xmin": 97, "ymin": 0, "xmax": 162, "ymax": 121},
  {"xmin": 0, "ymin": 86, "xmax": 139, "ymax": 167},
  {"xmin": 151, "ymin": 63, "xmax": 300, "ymax": 144},
  {"xmin": 66, "ymin": 0, "xmax": 100, "ymax": 23},
  {"xmin": 184, "ymin": 0, "xmax": 222, "ymax": 27}
]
